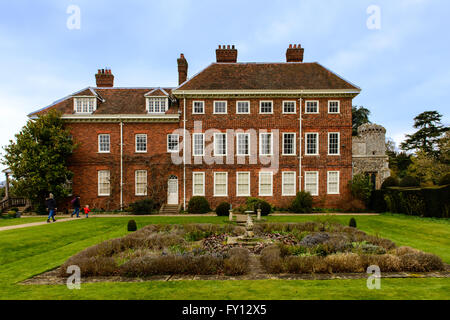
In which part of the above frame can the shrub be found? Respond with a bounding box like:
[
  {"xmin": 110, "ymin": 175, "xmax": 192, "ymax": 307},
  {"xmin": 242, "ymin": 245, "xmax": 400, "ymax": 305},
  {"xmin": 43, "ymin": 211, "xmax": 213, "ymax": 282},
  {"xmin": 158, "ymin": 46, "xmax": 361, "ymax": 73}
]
[
  {"xmin": 224, "ymin": 248, "xmax": 250, "ymax": 275},
  {"xmin": 381, "ymin": 177, "xmax": 399, "ymax": 189},
  {"xmin": 127, "ymin": 220, "xmax": 137, "ymax": 232},
  {"xmin": 215, "ymin": 202, "xmax": 231, "ymax": 216},
  {"xmin": 289, "ymin": 191, "xmax": 313, "ymax": 213},
  {"xmin": 300, "ymin": 233, "xmax": 330, "ymax": 248},
  {"xmin": 325, "ymin": 253, "xmax": 364, "ymax": 273},
  {"xmin": 187, "ymin": 196, "xmax": 211, "ymax": 214},
  {"xmin": 285, "ymin": 256, "xmax": 327, "ymax": 274},
  {"xmin": 60, "ymin": 257, "xmax": 118, "ymax": 277},
  {"xmin": 129, "ymin": 199, "xmax": 154, "ymax": 215},
  {"xmin": 349, "ymin": 218, "xmax": 357, "ymax": 228},
  {"xmin": 384, "ymin": 186, "xmax": 449, "ymax": 218},
  {"xmin": 349, "ymin": 174, "xmax": 373, "ymax": 204},
  {"xmin": 260, "ymin": 246, "xmax": 284, "ymax": 273},
  {"xmin": 399, "ymin": 176, "xmax": 420, "ymax": 187},
  {"xmin": 439, "ymin": 173, "xmax": 450, "ymax": 186},
  {"xmin": 9, "ymin": 207, "xmax": 19, "ymax": 212},
  {"xmin": 246, "ymin": 197, "xmax": 271, "ymax": 216}
]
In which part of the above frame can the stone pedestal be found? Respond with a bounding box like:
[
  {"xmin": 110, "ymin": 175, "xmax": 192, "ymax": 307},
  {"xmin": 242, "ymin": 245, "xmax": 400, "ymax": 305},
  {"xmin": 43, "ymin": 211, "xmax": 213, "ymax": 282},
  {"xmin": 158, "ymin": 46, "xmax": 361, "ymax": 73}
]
[
  {"xmin": 257, "ymin": 209, "xmax": 261, "ymax": 221},
  {"xmin": 229, "ymin": 209, "xmax": 233, "ymax": 221}
]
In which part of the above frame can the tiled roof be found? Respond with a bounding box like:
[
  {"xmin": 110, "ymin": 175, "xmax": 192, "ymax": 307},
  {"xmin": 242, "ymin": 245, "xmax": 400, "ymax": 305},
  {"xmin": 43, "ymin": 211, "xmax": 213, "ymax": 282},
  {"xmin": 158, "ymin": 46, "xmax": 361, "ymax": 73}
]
[
  {"xmin": 176, "ymin": 62, "xmax": 360, "ymax": 91},
  {"xmin": 29, "ymin": 87, "xmax": 176, "ymax": 117}
]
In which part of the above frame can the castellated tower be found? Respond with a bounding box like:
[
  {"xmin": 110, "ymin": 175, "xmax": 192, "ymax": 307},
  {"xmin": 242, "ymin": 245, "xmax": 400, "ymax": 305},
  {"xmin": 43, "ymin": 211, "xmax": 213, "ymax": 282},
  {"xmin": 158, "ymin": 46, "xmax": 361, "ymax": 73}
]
[{"xmin": 352, "ymin": 123, "xmax": 391, "ymax": 189}]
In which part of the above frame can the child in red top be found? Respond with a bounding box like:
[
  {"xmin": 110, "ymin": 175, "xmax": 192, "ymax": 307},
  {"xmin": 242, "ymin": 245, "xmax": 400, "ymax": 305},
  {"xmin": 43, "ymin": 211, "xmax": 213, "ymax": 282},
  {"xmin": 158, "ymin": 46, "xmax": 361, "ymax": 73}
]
[{"xmin": 83, "ymin": 205, "xmax": 90, "ymax": 218}]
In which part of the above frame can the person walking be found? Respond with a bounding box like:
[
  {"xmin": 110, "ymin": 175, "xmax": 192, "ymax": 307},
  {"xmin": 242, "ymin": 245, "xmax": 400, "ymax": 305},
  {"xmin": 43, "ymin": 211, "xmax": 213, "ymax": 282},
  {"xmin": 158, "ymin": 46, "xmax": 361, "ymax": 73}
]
[
  {"xmin": 70, "ymin": 195, "xmax": 81, "ymax": 218},
  {"xmin": 46, "ymin": 193, "xmax": 57, "ymax": 223}
]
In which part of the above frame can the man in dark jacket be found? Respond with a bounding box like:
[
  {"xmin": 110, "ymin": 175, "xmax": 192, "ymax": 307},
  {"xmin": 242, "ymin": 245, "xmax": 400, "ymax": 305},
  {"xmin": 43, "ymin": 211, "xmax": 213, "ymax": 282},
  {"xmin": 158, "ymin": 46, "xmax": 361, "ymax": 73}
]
[
  {"xmin": 46, "ymin": 193, "xmax": 57, "ymax": 223},
  {"xmin": 70, "ymin": 195, "xmax": 81, "ymax": 218}
]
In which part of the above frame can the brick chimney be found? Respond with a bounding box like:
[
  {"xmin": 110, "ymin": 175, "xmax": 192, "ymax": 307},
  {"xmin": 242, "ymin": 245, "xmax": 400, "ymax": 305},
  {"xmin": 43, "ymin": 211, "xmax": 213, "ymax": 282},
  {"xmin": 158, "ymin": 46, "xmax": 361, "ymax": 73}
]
[
  {"xmin": 177, "ymin": 53, "xmax": 188, "ymax": 85},
  {"xmin": 286, "ymin": 44, "xmax": 304, "ymax": 62},
  {"xmin": 216, "ymin": 45, "xmax": 238, "ymax": 63},
  {"xmin": 95, "ymin": 68, "xmax": 114, "ymax": 87}
]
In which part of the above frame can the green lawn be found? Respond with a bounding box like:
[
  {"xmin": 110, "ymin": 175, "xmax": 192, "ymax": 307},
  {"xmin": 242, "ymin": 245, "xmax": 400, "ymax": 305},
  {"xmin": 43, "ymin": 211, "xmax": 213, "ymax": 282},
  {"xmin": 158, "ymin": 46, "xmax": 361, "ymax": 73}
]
[
  {"xmin": 0, "ymin": 216, "xmax": 69, "ymax": 227},
  {"xmin": 0, "ymin": 214, "xmax": 448, "ymax": 300}
]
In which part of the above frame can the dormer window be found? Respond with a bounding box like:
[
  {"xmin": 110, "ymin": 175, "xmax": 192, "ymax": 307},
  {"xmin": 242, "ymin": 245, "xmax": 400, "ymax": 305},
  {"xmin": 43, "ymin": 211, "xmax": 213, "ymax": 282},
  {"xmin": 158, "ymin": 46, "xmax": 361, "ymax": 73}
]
[
  {"xmin": 147, "ymin": 97, "xmax": 168, "ymax": 113},
  {"xmin": 74, "ymin": 97, "xmax": 96, "ymax": 114}
]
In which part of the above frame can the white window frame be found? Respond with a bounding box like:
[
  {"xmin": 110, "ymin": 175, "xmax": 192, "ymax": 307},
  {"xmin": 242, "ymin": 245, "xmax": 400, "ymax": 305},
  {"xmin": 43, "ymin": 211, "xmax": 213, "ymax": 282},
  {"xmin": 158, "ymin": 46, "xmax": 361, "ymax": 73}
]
[
  {"xmin": 328, "ymin": 100, "xmax": 340, "ymax": 114},
  {"xmin": 236, "ymin": 133, "xmax": 250, "ymax": 156},
  {"xmin": 74, "ymin": 97, "xmax": 97, "ymax": 114},
  {"xmin": 282, "ymin": 100, "xmax": 297, "ymax": 114},
  {"xmin": 193, "ymin": 133, "xmax": 205, "ymax": 156},
  {"xmin": 305, "ymin": 133, "xmax": 319, "ymax": 156},
  {"xmin": 328, "ymin": 132, "xmax": 340, "ymax": 156},
  {"xmin": 282, "ymin": 133, "xmax": 296, "ymax": 156},
  {"xmin": 192, "ymin": 172, "xmax": 205, "ymax": 196},
  {"xmin": 214, "ymin": 132, "xmax": 227, "ymax": 156},
  {"xmin": 282, "ymin": 171, "xmax": 297, "ymax": 196},
  {"xmin": 214, "ymin": 172, "xmax": 228, "ymax": 197},
  {"xmin": 98, "ymin": 134, "xmax": 110, "ymax": 153},
  {"xmin": 192, "ymin": 101, "xmax": 205, "ymax": 114},
  {"xmin": 259, "ymin": 133, "xmax": 273, "ymax": 156},
  {"xmin": 213, "ymin": 101, "xmax": 227, "ymax": 114},
  {"xmin": 259, "ymin": 171, "xmax": 273, "ymax": 196},
  {"xmin": 98, "ymin": 170, "xmax": 110, "ymax": 196},
  {"xmin": 236, "ymin": 101, "xmax": 250, "ymax": 114},
  {"xmin": 259, "ymin": 101, "xmax": 273, "ymax": 114},
  {"xmin": 167, "ymin": 134, "xmax": 180, "ymax": 153},
  {"xmin": 135, "ymin": 134, "xmax": 147, "ymax": 153},
  {"xmin": 304, "ymin": 171, "xmax": 319, "ymax": 196},
  {"xmin": 135, "ymin": 170, "xmax": 148, "ymax": 196},
  {"xmin": 147, "ymin": 97, "xmax": 168, "ymax": 114},
  {"xmin": 236, "ymin": 172, "xmax": 251, "ymax": 197},
  {"xmin": 305, "ymin": 100, "xmax": 319, "ymax": 114},
  {"xmin": 327, "ymin": 171, "xmax": 340, "ymax": 195}
]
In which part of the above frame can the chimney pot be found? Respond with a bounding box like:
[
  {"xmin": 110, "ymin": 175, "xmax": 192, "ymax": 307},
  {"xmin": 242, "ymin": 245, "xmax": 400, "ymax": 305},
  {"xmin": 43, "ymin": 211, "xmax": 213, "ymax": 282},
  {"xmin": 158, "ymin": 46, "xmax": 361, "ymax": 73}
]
[
  {"xmin": 216, "ymin": 44, "xmax": 238, "ymax": 63},
  {"xmin": 286, "ymin": 43, "xmax": 304, "ymax": 62},
  {"xmin": 95, "ymin": 68, "xmax": 114, "ymax": 87}
]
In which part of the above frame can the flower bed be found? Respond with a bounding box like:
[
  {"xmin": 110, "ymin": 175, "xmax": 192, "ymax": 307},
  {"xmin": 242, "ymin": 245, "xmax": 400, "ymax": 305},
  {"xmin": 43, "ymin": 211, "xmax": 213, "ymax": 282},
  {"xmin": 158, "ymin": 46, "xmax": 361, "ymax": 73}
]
[{"xmin": 58, "ymin": 222, "xmax": 446, "ymax": 278}]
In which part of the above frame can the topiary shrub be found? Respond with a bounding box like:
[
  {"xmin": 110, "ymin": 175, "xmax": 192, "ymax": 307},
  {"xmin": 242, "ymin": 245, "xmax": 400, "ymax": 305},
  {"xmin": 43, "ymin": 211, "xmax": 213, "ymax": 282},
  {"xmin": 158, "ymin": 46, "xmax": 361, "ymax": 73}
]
[
  {"xmin": 9, "ymin": 207, "xmax": 19, "ymax": 213},
  {"xmin": 129, "ymin": 199, "xmax": 154, "ymax": 215},
  {"xmin": 187, "ymin": 196, "xmax": 211, "ymax": 214},
  {"xmin": 381, "ymin": 177, "xmax": 399, "ymax": 189},
  {"xmin": 289, "ymin": 191, "xmax": 313, "ymax": 213},
  {"xmin": 246, "ymin": 197, "xmax": 272, "ymax": 216},
  {"xmin": 215, "ymin": 202, "xmax": 231, "ymax": 216},
  {"xmin": 439, "ymin": 173, "xmax": 450, "ymax": 186},
  {"xmin": 399, "ymin": 176, "xmax": 420, "ymax": 188},
  {"xmin": 127, "ymin": 220, "xmax": 137, "ymax": 232},
  {"xmin": 349, "ymin": 218, "xmax": 357, "ymax": 228}
]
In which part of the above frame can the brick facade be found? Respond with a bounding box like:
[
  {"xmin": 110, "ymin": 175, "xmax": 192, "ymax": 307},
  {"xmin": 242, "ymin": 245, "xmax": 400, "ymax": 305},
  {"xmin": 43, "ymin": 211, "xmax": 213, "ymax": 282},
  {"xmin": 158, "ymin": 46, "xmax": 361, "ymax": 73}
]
[{"xmin": 29, "ymin": 44, "xmax": 360, "ymax": 211}]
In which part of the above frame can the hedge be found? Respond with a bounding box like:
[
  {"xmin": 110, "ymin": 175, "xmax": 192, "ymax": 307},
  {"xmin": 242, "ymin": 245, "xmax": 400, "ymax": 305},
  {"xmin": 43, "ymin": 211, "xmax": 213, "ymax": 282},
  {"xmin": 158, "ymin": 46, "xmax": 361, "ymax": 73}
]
[{"xmin": 379, "ymin": 185, "xmax": 450, "ymax": 218}]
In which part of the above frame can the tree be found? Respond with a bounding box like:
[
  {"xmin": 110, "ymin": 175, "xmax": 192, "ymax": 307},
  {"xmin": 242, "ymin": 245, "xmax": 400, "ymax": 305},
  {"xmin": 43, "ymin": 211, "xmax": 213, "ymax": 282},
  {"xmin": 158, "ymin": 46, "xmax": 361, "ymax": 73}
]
[
  {"xmin": 2, "ymin": 110, "xmax": 75, "ymax": 212},
  {"xmin": 406, "ymin": 150, "xmax": 449, "ymax": 186},
  {"xmin": 438, "ymin": 131, "xmax": 450, "ymax": 166},
  {"xmin": 352, "ymin": 106, "xmax": 371, "ymax": 136},
  {"xmin": 401, "ymin": 111, "xmax": 448, "ymax": 157}
]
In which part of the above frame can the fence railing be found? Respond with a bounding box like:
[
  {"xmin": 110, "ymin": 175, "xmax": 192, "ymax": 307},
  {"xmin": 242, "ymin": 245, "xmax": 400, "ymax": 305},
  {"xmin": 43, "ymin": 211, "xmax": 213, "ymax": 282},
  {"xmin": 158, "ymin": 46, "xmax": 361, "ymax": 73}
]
[{"xmin": 0, "ymin": 198, "xmax": 31, "ymax": 212}]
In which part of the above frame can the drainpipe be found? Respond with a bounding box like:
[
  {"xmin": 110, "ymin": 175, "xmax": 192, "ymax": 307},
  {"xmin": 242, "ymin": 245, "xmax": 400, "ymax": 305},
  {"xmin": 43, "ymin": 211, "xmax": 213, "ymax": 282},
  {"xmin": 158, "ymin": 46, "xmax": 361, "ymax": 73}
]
[
  {"xmin": 120, "ymin": 120, "xmax": 124, "ymax": 210},
  {"xmin": 183, "ymin": 95, "xmax": 186, "ymax": 210},
  {"xmin": 298, "ymin": 97, "xmax": 303, "ymax": 192}
]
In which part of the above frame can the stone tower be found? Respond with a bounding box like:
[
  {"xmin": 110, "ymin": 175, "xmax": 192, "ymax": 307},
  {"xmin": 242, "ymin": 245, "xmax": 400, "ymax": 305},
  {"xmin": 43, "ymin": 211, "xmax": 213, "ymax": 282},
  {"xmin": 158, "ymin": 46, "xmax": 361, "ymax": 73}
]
[{"xmin": 352, "ymin": 123, "xmax": 391, "ymax": 189}]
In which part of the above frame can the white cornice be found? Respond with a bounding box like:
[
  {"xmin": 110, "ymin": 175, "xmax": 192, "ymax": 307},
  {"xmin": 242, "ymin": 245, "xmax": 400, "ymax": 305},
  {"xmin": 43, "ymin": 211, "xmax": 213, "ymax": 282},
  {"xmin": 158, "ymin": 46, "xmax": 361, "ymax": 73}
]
[
  {"xmin": 173, "ymin": 89, "xmax": 361, "ymax": 97},
  {"xmin": 58, "ymin": 114, "xmax": 180, "ymax": 123}
]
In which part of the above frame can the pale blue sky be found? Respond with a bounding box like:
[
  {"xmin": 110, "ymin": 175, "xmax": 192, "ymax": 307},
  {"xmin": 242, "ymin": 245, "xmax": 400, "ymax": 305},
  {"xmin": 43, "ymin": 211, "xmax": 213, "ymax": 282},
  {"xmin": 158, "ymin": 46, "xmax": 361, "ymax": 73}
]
[{"xmin": 0, "ymin": 0, "xmax": 449, "ymax": 172}]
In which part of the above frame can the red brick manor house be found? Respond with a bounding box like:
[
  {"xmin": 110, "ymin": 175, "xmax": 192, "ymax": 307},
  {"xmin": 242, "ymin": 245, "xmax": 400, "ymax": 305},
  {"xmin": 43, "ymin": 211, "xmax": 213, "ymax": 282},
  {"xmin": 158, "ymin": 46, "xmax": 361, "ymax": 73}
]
[{"xmin": 29, "ymin": 44, "xmax": 361, "ymax": 211}]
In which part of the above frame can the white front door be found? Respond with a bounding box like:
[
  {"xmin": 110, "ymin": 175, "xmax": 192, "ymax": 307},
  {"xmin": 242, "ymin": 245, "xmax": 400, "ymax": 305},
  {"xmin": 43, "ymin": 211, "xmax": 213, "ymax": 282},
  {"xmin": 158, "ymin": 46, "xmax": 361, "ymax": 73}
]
[{"xmin": 168, "ymin": 176, "xmax": 178, "ymax": 205}]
